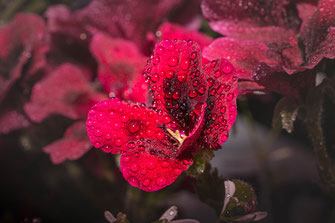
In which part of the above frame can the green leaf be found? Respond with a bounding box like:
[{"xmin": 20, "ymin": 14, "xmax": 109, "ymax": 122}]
[
  {"xmin": 194, "ymin": 163, "xmax": 226, "ymax": 214},
  {"xmin": 272, "ymin": 97, "xmax": 300, "ymax": 133},
  {"xmin": 187, "ymin": 148, "xmax": 214, "ymax": 177}
]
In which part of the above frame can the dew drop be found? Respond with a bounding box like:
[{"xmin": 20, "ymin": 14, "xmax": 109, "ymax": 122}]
[
  {"xmin": 191, "ymin": 52, "xmax": 197, "ymax": 60},
  {"xmin": 156, "ymin": 176, "xmax": 167, "ymax": 186},
  {"xmin": 130, "ymin": 163, "xmax": 139, "ymax": 172},
  {"xmin": 151, "ymin": 73, "xmax": 159, "ymax": 82},
  {"xmin": 210, "ymin": 60, "xmax": 217, "ymax": 67},
  {"xmin": 120, "ymin": 115, "xmax": 129, "ymax": 122},
  {"xmin": 161, "ymin": 161, "xmax": 170, "ymax": 168},
  {"xmin": 166, "ymin": 70, "xmax": 174, "ymax": 79},
  {"xmin": 198, "ymin": 86, "xmax": 206, "ymax": 95},
  {"xmin": 183, "ymin": 160, "xmax": 190, "ymax": 165},
  {"xmin": 189, "ymin": 90, "xmax": 198, "ymax": 99},
  {"xmin": 123, "ymin": 156, "xmax": 130, "ymax": 162},
  {"xmin": 127, "ymin": 120, "xmax": 140, "ymax": 133},
  {"xmin": 156, "ymin": 131, "xmax": 165, "ymax": 140},
  {"xmin": 147, "ymin": 161, "xmax": 156, "ymax": 170},
  {"xmin": 220, "ymin": 106, "xmax": 227, "ymax": 114},
  {"xmin": 177, "ymin": 73, "xmax": 187, "ymax": 83},
  {"xmin": 157, "ymin": 46, "xmax": 164, "ymax": 55},
  {"xmin": 115, "ymin": 138, "xmax": 123, "ymax": 147},
  {"xmin": 180, "ymin": 58, "xmax": 190, "ymax": 70},
  {"xmin": 172, "ymin": 90, "xmax": 180, "ymax": 100},
  {"xmin": 143, "ymin": 178, "xmax": 151, "ymax": 186},
  {"xmin": 193, "ymin": 80, "xmax": 199, "ymax": 87},
  {"xmin": 128, "ymin": 176, "xmax": 139, "ymax": 187},
  {"xmin": 223, "ymin": 64, "xmax": 233, "ymax": 74},
  {"xmin": 97, "ymin": 113, "xmax": 105, "ymax": 121},
  {"xmin": 174, "ymin": 168, "xmax": 182, "ymax": 175},
  {"xmin": 168, "ymin": 57, "xmax": 178, "ymax": 66},
  {"xmin": 153, "ymin": 56, "xmax": 160, "ymax": 65},
  {"xmin": 229, "ymin": 105, "xmax": 237, "ymax": 112},
  {"xmin": 94, "ymin": 129, "xmax": 103, "ymax": 137},
  {"xmin": 214, "ymin": 70, "xmax": 222, "ymax": 78},
  {"xmin": 105, "ymin": 133, "xmax": 112, "ymax": 140},
  {"xmin": 140, "ymin": 169, "xmax": 147, "ymax": 175},
  {"xmin": 227, "ymin": 93, "xmax": 234, "ymax": 101},
  {"xmin": 208, "ymin": 78, "xmax": 214, "ymax": 87}
]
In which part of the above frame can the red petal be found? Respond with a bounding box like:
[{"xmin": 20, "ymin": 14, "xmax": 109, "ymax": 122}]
[
  {"xmin": 252, "ymin": 63, "xmax": 316, "ymax": 101},
  {"xmin": 144, "ymin": 39, "xmax": 208, "ymax": 135},
  {"xmin": 24, "ymin": 64, "xmax": 106, "ymax": 122},
  {"xmin": 86, "ymin": 98, "xmax": 173, "ymax": 154},
  {"xmin": 199, "ymin": 59, "xmax": 238, "ymax": 150},
  {"xmin": 157, "ymin": 22, "xmax": 213, "ymax": 50},
  {"xmin": 201, "ymin": 0, "xmax": 307, "ymax": 37},
  {"xmin": 203, "ymin": 38, "xmax": 277, "ymax": 80},
  {"xmin": 0, "ymin": 110, "xmax": 29, "ymax": 134},
  {"xmin": 0, "ymin": 13, "xmax": 46, "ymax": 102},
  {"xmin": 90, "ymin": 33, "xmax": 147, "ymax": 103},
  {"xmin": 301, "ymin": 0, "xmax": 335, "ymax": 68},
  {"xmin": 46, "ymin": 0, "xmax": 184, "ymax": 51},
  {"xmin": 120, "ymin": 146, "xmax": 193, "ymax": 191},
  {"xmin": 43, "ymin": 121, "xmax": 91, "ymax": 164}
]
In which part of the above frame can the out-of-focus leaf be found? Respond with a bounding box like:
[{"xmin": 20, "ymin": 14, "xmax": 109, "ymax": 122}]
[
  {"xmin": 194, "ymin": 163, "xmax": 226, "ymax": 214},
  {"xmin": 272, "ymin": 97, "xmax": 300, "ymax": 133},
  {"xmin": 305, "ymin": 78, "xmax": 335, "ymax": 192},
  {"xmin": 187, "ymin": 149, "xmax": 214, "ymax": 177},
  {"xmin": 235, "ymin": 212, "xmax": 268, "ymax": 222}
]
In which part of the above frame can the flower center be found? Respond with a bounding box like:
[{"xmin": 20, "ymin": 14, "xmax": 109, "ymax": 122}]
[{"xmin": 166, "ymin": 129, "xmax": 187, "ymax": 147}]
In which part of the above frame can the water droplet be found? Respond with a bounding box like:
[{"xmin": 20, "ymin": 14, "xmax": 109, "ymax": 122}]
[
  {"xmin": 128, "ymin": 176, "xmax": 139, "ymax": 187},
  {"xmin": 146, "ymin": 129, "xmax": 154, "ymax": 136},
  {"xmin": 161, "ymin": 161, "xmax": 170, "ymax": 168},
  {"xmin": 220, "ymin": 106, "xmax": 227, "ymax": 114},
  {"xmin": 227, "ymin": 93, "xmax": 234, "ymax": 101},
  {"xmin": 105, "ymin": 133, "xmax": 112, "ymax": 140},
  {"xmin": 193, "ymin": 80, "xmax": 199, "ymax": 87},
  {"xmin": 180, "ymin": 58, "xmax": 190, "ymax": 70},
  {"xmin": 229, "ymin": 105, "xmax": 236, "ymax": 112},
  {"xmin": 214, "ymin": 70, "xmax": 222, "ymax": 78},
  {"xmin": 168, "ymin": 57, "xmax": 178, "ymax": 66},
  {"xmin": 225, "ymin": 85, "xmax": 231, "ymax": 92},
  {"xmin": 97, "ymin": 113, "xmax": 105, "ymax": 121},
  {"xmin": 177, "ymin": 73, "xmax": 187, "ymax": 82},
  {"xmin": 115, "ymin": 138, "xmax": 123, "ymax": 147},
  {"xmin": 183, "ymin": 160, "xmax": 190, "ymax": 165},
  {"xmin": 157, "ymin": 46, "xmax": 164, "ymax": 55},
  {"xmin": 156, "ymin": 131, "xmax": 164, "ymax": 140},
  {"xmin": 191, "ymin": 52, "xmax": 197, "ymax": 60},
  {"xmin": 198, "ymin": 86, "xmax": 206, "ymax": 95},
  {"xmin": 151, "ymin": 73, "xmax": 159, "ymax": 82},
  {"xmin": 130, "ymin": 163, "xmax": 139, "ymax": 172},
  {"xmin": 210, "ymin": 60, "xmax": 217, "ymax": 67},
  {"xmin": 153, "ymin": 56, "xmax": 160, "ymax": 65},
  {"xmin": 156, "ymin": 176, "xmax": 167, "ymax": 186},
  {"xmin": 172, "ymin": 90, "xmax": 180, "ymax": 99},
  {"xmin": 147, "ymin": 161, "xmax": 156, "ymax": 169},
  {"xmin": 94, "ymin": 129, "xmax": 103, "ymax": 137},
  {"xmin": 166, "ymin": 70, "xmax": 174, "ymax": 79},
  {"xmin": 217, "ymin": 84, "xmax": 224, "ymax": 94},
  {"xmin": 174, "ymin": 168, "xmax": 182, "ymax": 175},
  {"xmin": 143, "ymin": 178, "xmax": 151, "ymax": 186},
  {"xmin": 140, "ymin": 169, "xmax": 147, "ymax": 175},
  {"xmin": 123, "ymin": 156, "xmax": 130, "ymax": 162},
  {"xmin": 189, "ymin": 90, "xmax": 198, "ymax": 98},
  {"xmin": 127, "ymin": 142, "xmax": 135, "ymax": 148},
  {"xmin": 127, "ymin": 120, "xmax": 140, "ymax": 133},
  {"xmin": 208, "ymin": 78, "xmax": 214, "ymax": 87},
  {"xmin": 223, "ymin": 64, "xmax": 233, "ymax": 74},
  {"xmin": 120, "ymin": 115, "xmax": 129, "ymax": 122},
  {"xmin": 187, "ymin": 40, "xmax": 193, "ymax": 45}
]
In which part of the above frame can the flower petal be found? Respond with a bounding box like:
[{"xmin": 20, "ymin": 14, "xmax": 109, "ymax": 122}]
[
  {"xmin": 46, "ymin": 0, "xmax": 184, "ymax": 51},
  {"xmin": 252, "ymin": 62, "xmax": 316, "ymax": 101},
  {"xmin": 0, "ymin": 13, "xmax": 46, "ymax": 102},
  {"xmin": 301, "ymin": 0, "xmax": 335, "ymax": 68},
  {"xmin": 0, "ymin": 110, "xmax": 29, "ymax": 134},
  {"xmin": 199, "ymin": 59, "xmax": 238, "ymax": 150},
  {"xmin": 90, "ymin": 33, "xmax": 147, "ymax": 103},
  {"xmin": 144, "ymin": 39, "xmax": 208, "ymax": 135},
  {"xmin": 43, "ymin": 121, "xmax": 91, "ymax": 164},
  {"xmin": 120, "ymin": 145, "xmax": 193, "ymax": 191},
  {"xmin": 201, "ymin": 0, "xmax": 306, "ymax": 37},
  {"xmin": 24, "ymin": 64, "xmax": 106, "ymax": 122},
  {"xmin": 157, "ymin": 22, "xmax": 213, "ymax": 50},
  {"xmin": 86, "ymin": 98, "xmax": 173, "ymax": 154}
]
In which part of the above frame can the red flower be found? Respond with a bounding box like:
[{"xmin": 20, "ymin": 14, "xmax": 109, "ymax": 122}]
[
  {"xmin": 86, "ymin": 39, "xmax": 238, "ymax": 191},
  {"xmin": 202, "ymin": 0, "xmax": 335, "ymax": 101}
]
